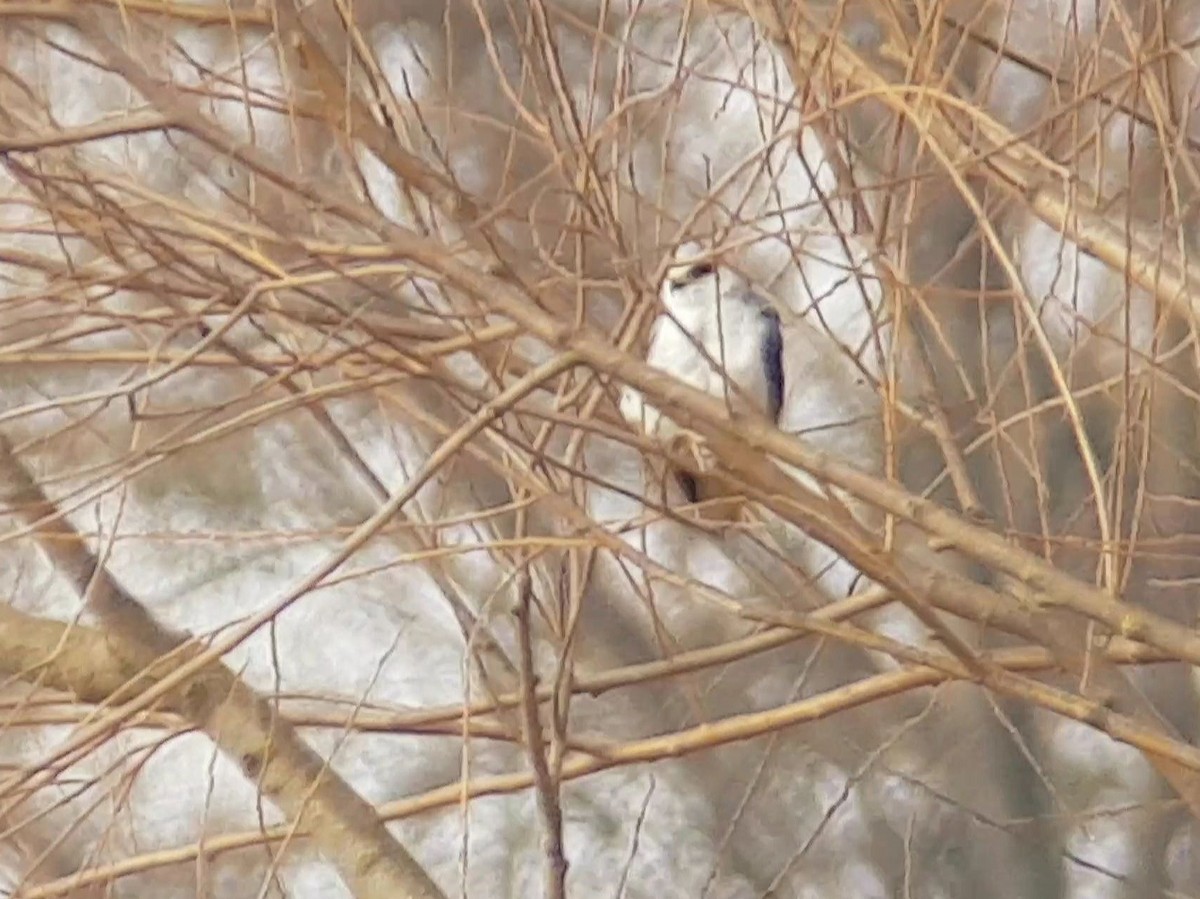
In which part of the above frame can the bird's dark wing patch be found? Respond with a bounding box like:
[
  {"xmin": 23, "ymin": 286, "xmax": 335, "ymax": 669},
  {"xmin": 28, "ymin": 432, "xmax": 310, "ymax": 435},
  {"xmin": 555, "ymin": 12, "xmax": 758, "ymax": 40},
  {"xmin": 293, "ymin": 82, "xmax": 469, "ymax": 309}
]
[
  {"xmin": 678, "ymin": 470, "xmax": 700, "ymax": 504},
  {"xmin": 760, "ymin": 307, "xmax": 784, "ymax": 422}
]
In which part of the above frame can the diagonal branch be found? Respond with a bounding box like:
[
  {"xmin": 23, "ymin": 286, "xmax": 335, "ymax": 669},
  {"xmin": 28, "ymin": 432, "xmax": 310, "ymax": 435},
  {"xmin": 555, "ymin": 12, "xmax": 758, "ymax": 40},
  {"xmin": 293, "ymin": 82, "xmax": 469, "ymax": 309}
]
[
  {"xmin": 0, "ymin": 436, "xmax": 447, "ymax": 899},
  {"xmin": 12, "ymin": 631, "xmax": 1193, "ymax": 899},
  {"xmin": 346, "ymin": 212, "xmax": 1200, "ymax": 827},
  {"xmin": 721, "ymin": 0, "xmax": 1200, "ymax": 324}
]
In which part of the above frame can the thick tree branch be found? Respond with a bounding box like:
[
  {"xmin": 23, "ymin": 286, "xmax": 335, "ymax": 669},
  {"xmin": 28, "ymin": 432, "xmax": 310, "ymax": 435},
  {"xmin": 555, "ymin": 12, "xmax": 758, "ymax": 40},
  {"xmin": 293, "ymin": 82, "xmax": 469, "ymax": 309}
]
[
  {"xmin": 0, "ymin": 437, "xmax": 447, "ymax": 899},
  {"xmin": 12, "ymin": 632, "xmax": 1187, "ymax": 899}
]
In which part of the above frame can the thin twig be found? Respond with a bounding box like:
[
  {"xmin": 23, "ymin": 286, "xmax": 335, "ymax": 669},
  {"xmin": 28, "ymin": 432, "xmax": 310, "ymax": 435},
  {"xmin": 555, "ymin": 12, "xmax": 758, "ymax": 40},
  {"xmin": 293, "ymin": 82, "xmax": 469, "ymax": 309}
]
[{"xmin": 0, "ymin": 437, "xmax": 448, "ymax": 899}]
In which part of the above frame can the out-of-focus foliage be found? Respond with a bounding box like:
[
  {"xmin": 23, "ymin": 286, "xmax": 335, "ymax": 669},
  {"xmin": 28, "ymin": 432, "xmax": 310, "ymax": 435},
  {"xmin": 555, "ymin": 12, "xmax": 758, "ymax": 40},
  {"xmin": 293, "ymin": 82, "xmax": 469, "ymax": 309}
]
[{"xmin": 0, "ymin": 1, "xmax": 1199, "ymax": 897}]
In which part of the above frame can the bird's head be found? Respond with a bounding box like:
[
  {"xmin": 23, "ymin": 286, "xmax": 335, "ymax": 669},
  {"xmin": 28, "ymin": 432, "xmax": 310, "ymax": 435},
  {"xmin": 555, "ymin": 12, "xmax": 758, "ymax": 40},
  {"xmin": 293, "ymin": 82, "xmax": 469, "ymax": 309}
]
[
  {"xmin": 660, "ymin": 240, "xmax": 762, "ymax": 320},
  {"xmin": 660, "ymin": 240, "xmax": 723, "ymax": 308}
]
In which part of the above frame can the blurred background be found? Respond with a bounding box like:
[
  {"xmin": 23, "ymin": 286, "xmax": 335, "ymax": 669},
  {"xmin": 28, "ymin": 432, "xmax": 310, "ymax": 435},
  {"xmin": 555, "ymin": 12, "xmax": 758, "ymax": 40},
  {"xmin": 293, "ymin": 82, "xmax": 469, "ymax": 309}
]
[{"xmin": 2, "ymin": 0, "xmax": 1200, "ymax": 896}]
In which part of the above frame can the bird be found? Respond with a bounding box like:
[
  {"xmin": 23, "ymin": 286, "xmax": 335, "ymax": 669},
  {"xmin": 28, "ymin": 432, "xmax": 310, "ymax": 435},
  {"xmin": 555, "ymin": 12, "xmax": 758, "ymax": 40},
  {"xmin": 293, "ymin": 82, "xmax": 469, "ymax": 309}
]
[{"xmin": 619, "ymin": 240, "xmax": 785, "ymax": 514}]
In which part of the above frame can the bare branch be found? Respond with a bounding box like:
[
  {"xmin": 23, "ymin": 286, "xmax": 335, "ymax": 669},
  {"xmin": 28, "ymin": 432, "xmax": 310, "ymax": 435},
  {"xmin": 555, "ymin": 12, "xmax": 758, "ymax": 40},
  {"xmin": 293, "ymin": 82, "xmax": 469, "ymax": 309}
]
[{"xmin": 0, "ymin": 437, "xmax": 448, "ymax": 899}]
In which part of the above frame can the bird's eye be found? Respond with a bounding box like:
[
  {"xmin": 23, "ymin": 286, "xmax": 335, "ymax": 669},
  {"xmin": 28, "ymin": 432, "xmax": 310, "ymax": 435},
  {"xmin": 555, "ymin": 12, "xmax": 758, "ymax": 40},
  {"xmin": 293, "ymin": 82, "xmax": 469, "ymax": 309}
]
[
  {"xmin": 666, "ymin": 260, "xmax": 716, "ymax": 291},
  {"xmin": 667, "ymin": 259, "xmax": 710, "ymax": 291}
]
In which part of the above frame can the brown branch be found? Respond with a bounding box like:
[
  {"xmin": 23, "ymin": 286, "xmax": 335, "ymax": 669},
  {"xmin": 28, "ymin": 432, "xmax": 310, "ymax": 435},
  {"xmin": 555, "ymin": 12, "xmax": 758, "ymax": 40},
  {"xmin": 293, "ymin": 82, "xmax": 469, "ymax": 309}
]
[
  {"xmin": 0, "ymin": 111, "xmax": 174, "ymax": 152},
  {"xmin": 0, "ymin": 0, "xmax": 270, "ymax": 25},
  {"xmin": 0, "ymin": 580, "xmax": 889, "ymax": 724},
  {"xmin": 268, "ymin": 0, "xmax": 478, "ymax": 224},
  {"xmin": 56, "ymin": 25, "xmax": 1190, "ymax": 742},
  {"xmin": 0, "ymin": 437, "xmax": 448, "ymax": 899},
  {"xmin": 714, "ymin": 0, "xmax": 1200, "ymax": 828},
  {"xmin": 336, "ymin": 211, "xmax": 1200, "ymax": 830},
  {"xmin": 724, "ymin": 0, "xmax": 1200, "ymax": 325},
  {"xmin": 514, "ymin": 581, "xmax": 568, "ymax": 899},
  {"xmin": 0, "ymin": 604, "xmax": 143, "ymax": 703},
  {"xmin": 14, "ymin": 634, "xmax": 1191, "ymax": 899},
  {"xmin": 400, "ymin": 233, "xmax": 1200, "ymax": 668}
]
